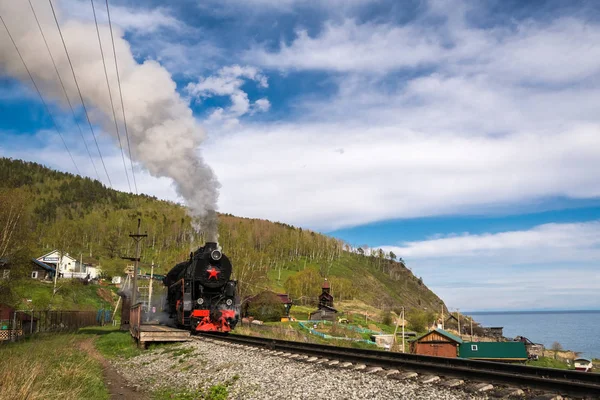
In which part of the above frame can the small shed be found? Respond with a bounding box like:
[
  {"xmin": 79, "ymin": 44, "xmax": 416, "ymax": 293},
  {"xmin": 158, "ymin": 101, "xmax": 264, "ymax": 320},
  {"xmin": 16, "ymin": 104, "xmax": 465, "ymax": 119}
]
[
  {"xmin": 411, "ymin": 328, "xmax": 462, "ymax": 358},
  {"xmin": 482, "ymin": 326, "xmax": 504, "ymax": 340},
  {"xmin": 31, "ymin": 259, "xmax": 56, "ymax": 280},
  {"xmin": 459, "ymin": 342, "xmax": 528, "ymax": 362},
  {"xmin": 309, "ymin": 305, "xmax": 338, "ymax": 321}
]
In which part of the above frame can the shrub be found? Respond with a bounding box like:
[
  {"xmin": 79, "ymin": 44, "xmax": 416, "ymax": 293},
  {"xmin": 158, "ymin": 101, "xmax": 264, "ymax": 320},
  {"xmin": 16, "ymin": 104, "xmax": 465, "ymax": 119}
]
[
  {"xmin": 380, "ymin": 310, "xmax": 393, "ymax": 326},
  {"xmin": 406, "ymin": 309, "xmax": 435, "ymax": 333},
  {"xmin": 246, "ymin": 291, "xmax": 285, "ymax": 322}
]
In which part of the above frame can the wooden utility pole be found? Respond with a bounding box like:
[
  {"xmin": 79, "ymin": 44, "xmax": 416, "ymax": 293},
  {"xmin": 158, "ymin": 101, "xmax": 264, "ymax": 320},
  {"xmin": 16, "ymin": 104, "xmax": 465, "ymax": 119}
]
[
  {"xmin": 456, "ymin": 309, "xmax": 461, "ymax": 338},
  {"xmin": 470, "ymin": 317, "xmax": 473, "ymax": 341},
  {"xmin": 441, "ymin": 305, "xmax": 444, "ymax": 329},
  {"xmin": 122, "ymin": 219, "xmax": 147, "ymax": 305},
  {"xmin": 147, "ymin": 261, "xmax": 154, "ymax": 322},
  {"xmin": 402, "ymin": 308, "xmax": 405, "ymax": 353}
]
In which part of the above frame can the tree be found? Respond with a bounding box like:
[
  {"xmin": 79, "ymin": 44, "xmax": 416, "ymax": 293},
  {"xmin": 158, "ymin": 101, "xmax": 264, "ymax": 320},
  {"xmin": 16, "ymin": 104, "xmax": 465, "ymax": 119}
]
[
  {"xmin": 380, "ymin": 309, "xmax": 393, "ymax": 326},
  {"xmin": 406, "ymin": 309, "xmax": 436, "ymax": 333},
  {"xmin": 357, "ymin": 247, "xmax": 364, "ymax": 256},
  {"xmin": 551, "ymin": 341, "xmax": 563, "ymax": 359},
  {"xmin": 389, "ymin": 251, "xmax": 396, "ymax": 261},
  {"xmin": 246, "ymin": 291, "xmax": 285, "ymax": 322}
]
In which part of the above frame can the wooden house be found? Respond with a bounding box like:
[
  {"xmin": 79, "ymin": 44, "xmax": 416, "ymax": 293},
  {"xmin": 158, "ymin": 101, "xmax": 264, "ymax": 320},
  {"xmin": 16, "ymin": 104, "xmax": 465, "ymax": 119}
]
[
  {"xmin": 411, "ymin": 328, "xmax": 462, "ymax": 358},
  {"xmin": 309, "ymin": 305, "xmax": 338, "ymax": 321}
]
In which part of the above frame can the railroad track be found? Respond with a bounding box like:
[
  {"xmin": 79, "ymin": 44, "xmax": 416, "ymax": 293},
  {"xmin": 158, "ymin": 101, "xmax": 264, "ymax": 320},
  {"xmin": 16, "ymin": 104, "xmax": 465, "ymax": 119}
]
[{"xmin": 196, "ymin": 333, "xmax": 600, "ymax": 398}]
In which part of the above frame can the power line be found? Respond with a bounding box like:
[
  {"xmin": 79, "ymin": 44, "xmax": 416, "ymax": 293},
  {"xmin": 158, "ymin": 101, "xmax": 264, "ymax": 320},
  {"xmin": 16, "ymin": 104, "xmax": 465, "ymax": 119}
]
[
  {"xmin": 91, "ymin": 0, "xmax": 131, "ymax": 192},
  {"xmin": 48, "ymin": 0, "xmax": 113, "ymax": 188},
  {"xmin": 0, "ymin": 14, "xmax": 81, "ymax": 176},
  {"xmin": 27, "ymin": 0, "xmax": 100, "ymax": 180},
  {"xmin": 105, "ymin": 0, "xmax": 138, "ymax": 195}
]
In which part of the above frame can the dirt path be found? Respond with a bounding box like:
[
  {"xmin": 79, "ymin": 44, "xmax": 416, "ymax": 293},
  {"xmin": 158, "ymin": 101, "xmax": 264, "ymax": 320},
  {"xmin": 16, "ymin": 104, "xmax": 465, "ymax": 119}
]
[{"xmin": 79, "ymin": 338, "xmax": 149, "ymax": 400}]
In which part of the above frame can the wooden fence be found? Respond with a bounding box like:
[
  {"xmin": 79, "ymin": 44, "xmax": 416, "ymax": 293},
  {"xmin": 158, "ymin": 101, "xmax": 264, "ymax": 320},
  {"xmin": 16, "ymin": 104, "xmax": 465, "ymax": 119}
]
[{"xmin": 0, "ymin": 310, "xmax": 102, "ymax": 343}]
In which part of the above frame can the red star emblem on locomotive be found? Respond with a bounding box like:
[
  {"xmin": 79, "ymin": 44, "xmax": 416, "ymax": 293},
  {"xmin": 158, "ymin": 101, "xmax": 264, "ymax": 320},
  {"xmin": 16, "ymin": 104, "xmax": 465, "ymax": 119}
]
[{"xmin": 206, "ymin": 266, "xmax": 220, "ymax": 280}]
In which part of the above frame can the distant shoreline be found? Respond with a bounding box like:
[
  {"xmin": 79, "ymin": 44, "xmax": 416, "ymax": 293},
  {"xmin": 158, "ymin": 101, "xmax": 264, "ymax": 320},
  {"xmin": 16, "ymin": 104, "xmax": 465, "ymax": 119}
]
[{"xmin": 465, "ymin": 310, "xmax": 600, "ymax": 315}]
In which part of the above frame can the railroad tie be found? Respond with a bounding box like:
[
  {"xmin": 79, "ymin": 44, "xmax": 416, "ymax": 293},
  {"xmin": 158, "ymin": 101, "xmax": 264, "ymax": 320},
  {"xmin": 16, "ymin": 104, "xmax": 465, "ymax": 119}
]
[
  {"xmin": 353, "ymin": 364, "xmax": 367, "ymax": 371},
  {"xmin": 531, "ymin": 395, "xmax": 563, "ymax": 400},
  {"xmin": 420, "ymin": 375, "xmax": 440, "ymax": 384},
  {"xmin": 339, "ymin": 362, "xmax": 354, "ymax": 369},
  {"xmin": 496, "ymin": 387, "xmax": 525, "ymax": 398},
  {"xmin": 380, "ymin": 369, "xmax": 400, "ymax": 378},
  {"xmin": 441, "ymin": 379, "xmax": 464, "ymax": 388},
  {"xmin": 466, "ymin": 383, "xmax": 494, "ymax": 393},
  {"xmin": 365, "ymin": 367, "xmax": 383, "ymax": 374},
  {"xmin": 390, "ymin": 371, "xmax": 418, "ymax": 380}
]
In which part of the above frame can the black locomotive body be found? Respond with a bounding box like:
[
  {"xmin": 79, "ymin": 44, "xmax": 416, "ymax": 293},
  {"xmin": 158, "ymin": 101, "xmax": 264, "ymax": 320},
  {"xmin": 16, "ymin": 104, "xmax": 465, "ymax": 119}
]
[{"xmin": 163, "ymin": 242, "xmax": 238, "ymax": 332}]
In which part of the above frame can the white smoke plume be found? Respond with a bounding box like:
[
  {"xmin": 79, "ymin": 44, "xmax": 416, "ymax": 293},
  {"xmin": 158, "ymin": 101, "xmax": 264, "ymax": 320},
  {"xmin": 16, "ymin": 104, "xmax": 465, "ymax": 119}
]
[{"xmin": 0, "ymin": 0, "xmax": 219, "ymax": 238}]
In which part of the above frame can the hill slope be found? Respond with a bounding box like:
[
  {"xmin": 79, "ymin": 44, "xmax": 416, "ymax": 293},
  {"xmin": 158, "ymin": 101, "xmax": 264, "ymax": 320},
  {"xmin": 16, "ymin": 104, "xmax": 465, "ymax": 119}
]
[{"xmin": 0, "ymin": 157, "xmax": 446, "ymax": 312}]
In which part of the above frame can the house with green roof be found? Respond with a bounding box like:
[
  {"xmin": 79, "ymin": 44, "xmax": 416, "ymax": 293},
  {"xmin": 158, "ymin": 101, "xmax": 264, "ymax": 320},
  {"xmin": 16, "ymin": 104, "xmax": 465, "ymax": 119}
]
[
  {"xmin": 459, "ymin": 341, "xmax": 528, "ymax": 362},
  {"xmin": 411, "ymin": 328, "xmax": 463, "ymax": 358}
]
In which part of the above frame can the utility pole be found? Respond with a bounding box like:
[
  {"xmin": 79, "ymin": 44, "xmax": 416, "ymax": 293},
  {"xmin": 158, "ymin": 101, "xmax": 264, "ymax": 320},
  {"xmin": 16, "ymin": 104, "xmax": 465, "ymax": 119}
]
[
  {"xmin": 441, "ymin": 305, "xmax": 444, "ymax": 329},
  {"xmin": 456, "ymin": 309, "xmax": 461, "ymax": 339},
  {"xmin": 122, "ymin": 219, "xmax": 147, "ymax": 306},
  {"xmin": 470, "ymin": 317, "xmax": 473, "ymax": 341},
  {"xmin": 53, "ymin": 250, "xmax": 62, "ymax": 295},
  {"xmin": 147, "ymin": 261, "xmax": 154, "ymax": 322},
  {"xmin": 401, "ymin": 307, "xmax": 405, "ymax": 353}
]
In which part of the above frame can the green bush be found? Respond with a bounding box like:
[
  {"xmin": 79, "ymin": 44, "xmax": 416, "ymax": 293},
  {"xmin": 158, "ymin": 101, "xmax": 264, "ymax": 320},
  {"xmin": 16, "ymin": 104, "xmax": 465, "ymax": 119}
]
[
  {"xmin": 246, "ymin": 292, "xmax": 285, "ymax": 322},
  {"xmin": 380, "ymin": 309, "xmax": 393, "ymax": 326},
  {"xmin": 406, "ymin": 309, "xmax": 435, "ymax": 333}
]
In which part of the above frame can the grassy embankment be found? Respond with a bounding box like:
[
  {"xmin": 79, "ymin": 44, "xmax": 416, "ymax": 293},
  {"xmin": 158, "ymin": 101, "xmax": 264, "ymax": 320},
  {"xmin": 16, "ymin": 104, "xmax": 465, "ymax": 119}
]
[
  {"xmin": 526, "ymin": 356, "xmax": 572, "ymax": 370},
  {"xmin": 9, "ymin": 279, "xmax": 119, "ymax": 311},
  {"xmin": 0, "ymin": 332, "xmax": 109, "ymax": 400},
  {"xmin": 0, "ymin": 326, "xmax": 233, "ymax": 400}
]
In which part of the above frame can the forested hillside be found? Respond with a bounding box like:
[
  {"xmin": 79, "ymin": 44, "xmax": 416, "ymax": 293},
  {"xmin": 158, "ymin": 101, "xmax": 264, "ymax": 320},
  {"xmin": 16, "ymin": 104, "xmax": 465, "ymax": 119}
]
[{"xmin": 0, "ymin": 157, "xmax": 446, "ymax": 312}]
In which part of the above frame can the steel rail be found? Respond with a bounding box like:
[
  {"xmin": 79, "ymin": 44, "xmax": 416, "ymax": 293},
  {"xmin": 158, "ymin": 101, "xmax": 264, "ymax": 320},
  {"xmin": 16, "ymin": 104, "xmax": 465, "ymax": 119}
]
[{"xmin": 197, "ymin": 333, "xmax": 600, "ymax": 397}]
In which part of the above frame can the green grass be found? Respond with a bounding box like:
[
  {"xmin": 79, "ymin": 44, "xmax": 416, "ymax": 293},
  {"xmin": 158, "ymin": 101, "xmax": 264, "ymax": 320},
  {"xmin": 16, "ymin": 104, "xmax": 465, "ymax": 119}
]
[
  {"xmin": 263, "ymin": 253, "xmax": 445, "ymax": 312},
  {"xmin": 94, "ymin": 330, "xmax": 143, "ymax": 359},
  {"xmin": 0, "ymin": 333, "xmax": 108, "ymax": 400},
  {"xmin": 10, "ymin": 279, "xmax": 118, "ymax": 311},
  {"xmin": 527, "ymin": 356, "xmax": 572, "ymax": 370}
]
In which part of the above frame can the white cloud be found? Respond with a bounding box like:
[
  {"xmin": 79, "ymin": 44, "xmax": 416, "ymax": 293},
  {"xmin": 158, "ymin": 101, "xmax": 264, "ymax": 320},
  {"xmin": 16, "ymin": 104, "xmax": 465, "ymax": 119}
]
[
  {"xmin": 186, "ymin": 65, "xmax": 270, "ymax": 126},
  {"xmin": 246, "ymin": 19, "xmax": 446, "ymax": 73},
  {"xmin": 57, "ymin": 0, "xmax": 184, "ymax": 33},
  {"xmin": 201, "ymin": 123, "xmax": 600, "ymax": 230},
  {"xmin": 246, "ymin": 8, "xmax": 600, "ymax": 86},
  {"xmin": 380, "ymin": 221, "xmax": 600, "ymax": 262},
  {"xmin": 376, "ymin": 221, "xmax": 600, "ymax": 310}
]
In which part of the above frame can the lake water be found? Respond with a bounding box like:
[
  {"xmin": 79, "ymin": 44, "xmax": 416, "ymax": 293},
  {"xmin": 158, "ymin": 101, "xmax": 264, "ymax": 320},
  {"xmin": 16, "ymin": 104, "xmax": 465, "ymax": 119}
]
[{"xmin": 464, "ymin": 310, "xmax": 600, "ymax": 359}]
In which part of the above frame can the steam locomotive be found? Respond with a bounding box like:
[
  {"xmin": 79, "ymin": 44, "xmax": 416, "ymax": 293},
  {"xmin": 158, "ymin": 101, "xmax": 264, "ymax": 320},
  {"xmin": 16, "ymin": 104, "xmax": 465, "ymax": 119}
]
[{"xmin": 163, "ymin": 242, "xmax": 238, "ymax": 332}]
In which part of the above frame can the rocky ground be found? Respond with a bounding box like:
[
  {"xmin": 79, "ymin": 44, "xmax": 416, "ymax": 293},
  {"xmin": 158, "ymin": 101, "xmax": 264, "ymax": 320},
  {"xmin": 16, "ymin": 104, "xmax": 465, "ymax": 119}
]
[{"xmin": 112, "ymin": 338, "xmax": 488, "ymax": 400}]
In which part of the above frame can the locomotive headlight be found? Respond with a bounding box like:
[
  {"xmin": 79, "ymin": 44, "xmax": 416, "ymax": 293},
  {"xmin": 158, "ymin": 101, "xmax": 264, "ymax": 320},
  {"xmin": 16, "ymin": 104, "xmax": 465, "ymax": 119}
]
[
  {"xmin": 197, "ymin": 298, "xmax": 204, "ymax": 305},
  {"xmin": 211, "ymin": 249, "xmax": 222, "ymax": 261},
  {"xmin": 225, "ymin": 299, "xmax": 233, "ymax": 306}
]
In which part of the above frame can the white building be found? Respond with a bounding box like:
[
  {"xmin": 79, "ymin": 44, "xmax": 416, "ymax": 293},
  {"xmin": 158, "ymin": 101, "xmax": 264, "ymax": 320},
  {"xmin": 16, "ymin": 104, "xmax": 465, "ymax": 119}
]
[
  {"xmin": 37, "ymin": 250, "xmax": 101, "ymax": 279},
  {"xmin": 37, "ymin": 250, "xmax": 79, "ymax": 273}
]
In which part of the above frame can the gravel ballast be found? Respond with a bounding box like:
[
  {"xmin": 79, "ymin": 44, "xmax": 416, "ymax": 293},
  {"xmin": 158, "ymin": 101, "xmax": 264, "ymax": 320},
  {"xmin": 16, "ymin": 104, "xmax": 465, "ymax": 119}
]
[{"xmin": 112, "ymin": 338, "xmax": 488, "ymax": 399}]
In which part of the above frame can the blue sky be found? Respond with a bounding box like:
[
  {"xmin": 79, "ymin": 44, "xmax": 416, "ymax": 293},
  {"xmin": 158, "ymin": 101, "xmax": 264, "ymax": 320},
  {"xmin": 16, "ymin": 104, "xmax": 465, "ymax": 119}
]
[{"xmin": 1, "ymin": 0, "xmax": 599, "ymax": 311}]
